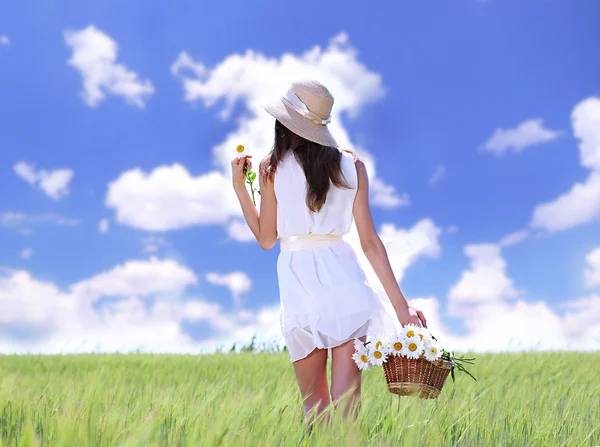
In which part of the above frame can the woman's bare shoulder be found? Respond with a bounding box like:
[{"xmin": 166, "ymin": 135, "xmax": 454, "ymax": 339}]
[
  {"xmin": 337, "ymin": 147, "xmax": 368, "ymax": 184},
  {"xmin": 337, "ymin": 147, "xmax": 359, "ymax": 163},
  {"xmin": 259, "ymin": 153, "xmax": 271, "ymax": 169}
]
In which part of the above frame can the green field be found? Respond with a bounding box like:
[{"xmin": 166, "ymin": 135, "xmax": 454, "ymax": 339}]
[{"xmin": 0, "ymin": 351, "xmax": 598, "ymax": 446}]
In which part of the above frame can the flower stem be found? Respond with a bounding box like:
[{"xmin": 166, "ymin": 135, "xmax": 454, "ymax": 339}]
[
  {"xmin": 243, "ymin": 161, "xmax": 257, "ymax": 206},
  {"xmin": 248, "ymin": 177, "xmax": 256, "ymax": 206}
]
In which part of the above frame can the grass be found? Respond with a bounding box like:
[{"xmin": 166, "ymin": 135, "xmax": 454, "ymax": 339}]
[{"xmin": 0, "ymin": 350, "xmax": 598, "ymax": 446}]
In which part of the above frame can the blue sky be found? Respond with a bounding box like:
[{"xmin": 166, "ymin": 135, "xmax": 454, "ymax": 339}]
[{"xmin": 1, "ymin": 0, "xmax": 599, "ymax": 353}]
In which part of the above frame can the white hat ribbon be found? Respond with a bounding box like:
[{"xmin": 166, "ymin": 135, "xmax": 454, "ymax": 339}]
[{"xmin": 281, "ymin": 89, "xmax": 332, "ymax": 126}]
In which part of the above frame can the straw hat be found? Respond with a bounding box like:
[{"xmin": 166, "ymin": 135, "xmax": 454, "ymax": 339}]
[{"xmin": 263, "ymin": 80, "xmax": 338, "ymax": 148}]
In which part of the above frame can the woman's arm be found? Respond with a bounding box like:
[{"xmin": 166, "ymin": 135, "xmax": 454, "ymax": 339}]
[
  {"xmin": 351, "ymin": 158, "xmax": 427, "ymax": 328},
  {"xmin": 231, "ymin": 155, "xmax": 278, "ymax": 250}
]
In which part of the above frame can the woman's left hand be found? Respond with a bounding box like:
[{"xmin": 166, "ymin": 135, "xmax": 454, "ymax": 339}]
[
  {"xmin": 231, "ymin": 155, "xmax": 252, "ymax": 190},
  {"xmin": 394, "ymin": 304, "xmax": 427, "ymax": 328},
  {"xmin": 409, "ymin": 305, "xmax": 427, "ymax": 328}
]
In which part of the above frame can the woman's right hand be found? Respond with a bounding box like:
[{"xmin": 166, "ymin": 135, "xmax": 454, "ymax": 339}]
[
  {"xmin": 231, "ymin": 155, "xmax": 252, "ymax": 190},
  {"xmin": 395, "ymin": 304, "xmax": 427, "ymax": 328}
]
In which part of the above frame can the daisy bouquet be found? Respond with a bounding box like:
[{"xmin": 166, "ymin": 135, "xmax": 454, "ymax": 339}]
[{"xmin": 353, "ymin": 324, "xmax": 476, "ymax": 399}]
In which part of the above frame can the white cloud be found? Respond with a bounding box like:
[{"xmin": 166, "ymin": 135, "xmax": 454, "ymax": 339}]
[
  {"xmin": 0, "ymin": 211, "xmax": 79, "ymax": 234},
  {"xmin": 19, "ymin": 248, "xmax": 33, "ymax": 259},
  {"xmin": 0, "ymin": 280, "xmax": 214, "ymax": 354},
  {"xmin": 429, "ymin": 164, "xmax": 446, "ymax": 185},
  {"xmin": 434, "ymin": 296, "xmax": 599, "ymax": 352},
  {"xmin": 530, "ymin": 97, "xmax": 600, "ymax": 232},
  {"xmin": 172, "ymin": 32, "xmax": 385, "ymax": 121},
  {"xmin": 481, "ymin": 118, "xmax": 560, "ymax": 156},
  {"xmin": 531, "ymin": 173, "xmax": 600, "ymax": 232},
  {"xmin": 106, "ymin": 163, "xmax": 240, "ymax": 231},
  {"xmin": 226, "ymin": 219, "xmax": 255, "ymax": 242},
  {"xmin": 3, "ymin": 239, "xmax": 599, "ymax": 354},
  {"xmin": 205, "ymin": 271, "xmax": 252, "ymax": 308},
  {"xmin": 141, "ymin": 235, "xmax": 168, "ymax": 254},
  {"xmin": 378, "ymin": 219, "xmax": 442, "ymax": 281},
  {"xmin": 310, "ymin": 291, "xmax": 599, "ymax": 353},
  {"xmin": 64, "ymin": 25, "xmax": 154, "ymax": 108},
  {"xmin": 0, "ymin": 259, "xmax": 282, "ymax": 355},
  {"xmin": 70, "ymin": 256, "xmax": 198, "ymax": 303},
  {"xmin": 498, "ymin": 229, "xmax": 529, "ymax": 247},
  {"xmin": 446, "ymin": 225, "xmax": 459, "ymax": 234},
  {"xmin": 574, "ymin": 98, "xmax": 600, "ymax": 171},
  {"xmin": 14, "ymin": 162, "xmax": 74, "ymax": 200},
  {"xmin": 584, "ymin": 247, "xmax": 600, "ymax": 289},
  {"xmin": 0, "ymin": 35, "xmax": 8, "ymax": 46},
  {"xmin": 0, "ymin": 269, "xmax": 75, "ymax": 332},
  {"xmin": 13, "ymin": 162, "xmax": 37, "ymax": 184},
  {"xmin": 420, "ymin": 242, "xmax": 600, "ymax": 352},
  {"xmin": 171, "ymin": 32, "xmax": 407, "ymax": 212},
  {"xmin": 558, "ymin": 295, "xmax": 600, "ymax": 343},
  {"xmin": 370, "ymin": 178, "xmax": 410, "ymax": 209},
  {"xmin": 237, "ymin": 309, "xmax": 254, "ymax": 321},
  {"xmin": 98, "ymin": 219, "xmax": 109, "ymax": 234},
  {"xmin": 38, "ymin": 170, "xmax": 74, "ymax": 200},
  {"xmin": 448, "ymin": 243, "xmax": 522, "ymax": 313},
  {"xmin": 344, "ymin": 218, "xmax": 442, "ymax": 288},
  {"xmin": 1, "ymin": 215, "xmax": 442, "ymax": 354}
]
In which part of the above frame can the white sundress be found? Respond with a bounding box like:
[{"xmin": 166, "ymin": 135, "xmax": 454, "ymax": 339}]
[{"xmin": 274, "ymin": 150, "xmax": 397, "ymax": 363}]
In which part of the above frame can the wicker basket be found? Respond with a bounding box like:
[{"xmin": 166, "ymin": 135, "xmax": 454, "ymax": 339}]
[{"xmin": 382, "ymin": 355, "xmax": 453, "ymax": 399}]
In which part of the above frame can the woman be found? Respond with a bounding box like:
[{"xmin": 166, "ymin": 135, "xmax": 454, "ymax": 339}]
[{"xmin": 231, "ymin": 79, "xmax": 427, "ymax": 429}]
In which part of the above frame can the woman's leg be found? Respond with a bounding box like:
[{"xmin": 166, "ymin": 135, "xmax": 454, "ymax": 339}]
[
  {"xmin": 330, "ymin": 335, "xmax": 366, "ymax": 420},
  {"xmin": 292, "ymin": 346, "xmax": 331, "ymax": 432}
]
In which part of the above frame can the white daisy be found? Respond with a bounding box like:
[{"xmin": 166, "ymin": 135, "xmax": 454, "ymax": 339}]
[
  {"xmin": 389, "ymin": 334, "xmax": 407, "ymax": 356},
  {"xmin": 401, "ymin": 336, "xmax": 424, "ymax": 359},
  {"xmin": 371, "ymin": 334, "xmax": 390, "ymax": 355},
  {"xmin": 423, "ymin": 339, "xmax": 442, "ymax": 362},
  {"xmin": 368, "ymin": 344, "xmax": 387, "ymax": 366},
  {"xmin": 352, "ymin": 350, "xmax": 371, "ymax": 370},
  {"xmin": 400, "ymin": 323, "xmax": 420, "ymax": 340},
  {"xmin": 416, "ymin": 326, "xmax": 433, "ymax": 344},
  {"xmin": 234, "ymin": 144, "xmax": 247, "ymax": 158},
  {"xmin": 354, "ymin": 338, "xmax": 367, "ymax": 352}
]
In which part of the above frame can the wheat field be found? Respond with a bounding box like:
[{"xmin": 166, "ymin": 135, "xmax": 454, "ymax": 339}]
[{"xmin": 0, "ymin": 350, "xmax": 598, "ymax": 446}]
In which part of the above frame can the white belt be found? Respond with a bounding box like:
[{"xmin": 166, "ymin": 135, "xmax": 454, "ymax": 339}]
[{"xmin": 280, "ymin": 234, "xmax": 344, "ymax": 252}]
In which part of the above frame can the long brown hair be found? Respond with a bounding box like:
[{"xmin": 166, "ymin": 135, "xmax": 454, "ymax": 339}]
[{"xmin": 260, "ymin": 120, "xmax": 352, "ymax": 213}]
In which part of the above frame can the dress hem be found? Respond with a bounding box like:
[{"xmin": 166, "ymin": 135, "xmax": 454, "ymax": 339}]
[{"xmin": 286, "ymin": 324, "xmax": 373, "ymax": 364}]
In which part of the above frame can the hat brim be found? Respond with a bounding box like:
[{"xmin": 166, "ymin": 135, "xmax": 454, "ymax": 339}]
[{"xmin": 263, "ymin": 98, "xmax": 338, "ymax": 148}]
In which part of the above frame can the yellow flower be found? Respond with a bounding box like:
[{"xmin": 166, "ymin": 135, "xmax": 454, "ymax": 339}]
[
  {"xmin": 424, "ymin": 340, "xmax": 442, "ymax": 362},
  {"xmin": 400, "ymin": 323, "xmax": 419, "ymax": 340},
  {"xmin": 417, "ymin": 327, "xmax": 434, "ymax": 344},
  {"xmin": 390, "ymin": 334, "xmax": 407, "ymax": 355},
  {"xmin": 234, "ymin": 144, "xmax": 247, "ymax": 159},
  {"xmin": 370, "ymin": 334, "xmax": 390, "ymax": 355},
  {"xmin": 352, "ymin": 348, "xmax": 370, "ymax": 370},
  {"xmin": 368, "ymin": 347, "xmax": 387, "ymax": 366},
  {"xmin": 400, "ymin": 335, "xmax": 424, "ymax": 359}
]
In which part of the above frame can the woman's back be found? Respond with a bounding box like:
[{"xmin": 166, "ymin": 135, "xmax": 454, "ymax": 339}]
[
  {"xmin": 274, "ymin": 150, "xmax": 358, "ymax": 238},
  {"xmin": 272, "ymin": 147, "xmax": 395, "ymax": 363}
]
